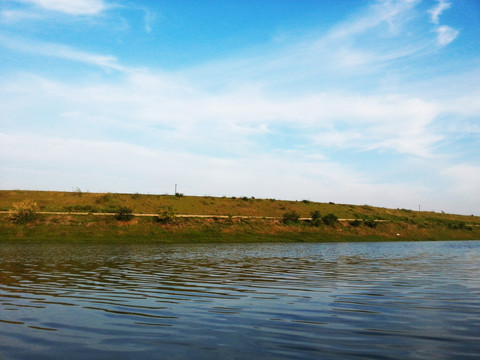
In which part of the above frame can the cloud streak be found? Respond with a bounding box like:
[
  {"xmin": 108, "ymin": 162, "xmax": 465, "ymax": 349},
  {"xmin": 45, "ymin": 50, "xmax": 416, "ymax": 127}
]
[
  {"xmin": 19, "ymin": 0, "xmax": 107, "ymax": 15},
  {"xmin": 0, "ymin": 34, "xmax": 126, "ymax": 71},
  {"xmin": 429, "ymin": 0, "xmax": 451, "ymax": 24},
  {"xmin": 427, "ymin": 0, "xmax": 459, "ymax": 47}
]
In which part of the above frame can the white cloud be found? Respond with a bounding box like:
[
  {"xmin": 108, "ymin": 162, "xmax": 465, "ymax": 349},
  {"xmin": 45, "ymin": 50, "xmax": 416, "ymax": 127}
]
[
  {"xmin": 0, "ymin": 9, "xmax": 41, "ymax": 22},
  {"xmin": 327, "ymin": 0, "xmax": 418, "ymax": 40},
  {"xmin": 0, "ymin": 71, "xmax": 443, "ymax": 159},
  {"xmin": 0, "ymin": 35, "xmax": 126, "ymax": 71},
  {"xmin": 429, "ymin": 0, "xmax": 451, "ymax": 24},
  {"xmin": 427, "ymin": 0, "xmax": 458, "ymax": 47},
  {"xmin": 436, "ymin": 25, "xmax": 459, "ymax": 46},
  {"xmin": 189, "ymin": 0, "xmax": 451, "ymax": 96},
  {"xmin": 19, "ymin": 0, "xmax": 107, "ymax": 15}
]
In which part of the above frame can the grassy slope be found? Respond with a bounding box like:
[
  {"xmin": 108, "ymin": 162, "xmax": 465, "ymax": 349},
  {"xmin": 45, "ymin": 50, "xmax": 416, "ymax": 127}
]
[{"xmin": 1, "ymin": 190, "xmax": 479, "ymax": 242}]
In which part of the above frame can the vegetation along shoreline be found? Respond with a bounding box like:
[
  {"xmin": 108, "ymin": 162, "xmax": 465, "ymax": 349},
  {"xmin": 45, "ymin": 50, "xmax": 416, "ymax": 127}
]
[{"xmin": 1, "ymin": 190, "xmax": 479, "ymax": 243}]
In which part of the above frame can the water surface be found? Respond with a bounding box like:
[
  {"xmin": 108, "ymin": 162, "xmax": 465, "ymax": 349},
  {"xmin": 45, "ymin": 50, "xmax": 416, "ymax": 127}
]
[{"xmin": 1, "ymin": 241, "xmax": 479, "ymax": 359}]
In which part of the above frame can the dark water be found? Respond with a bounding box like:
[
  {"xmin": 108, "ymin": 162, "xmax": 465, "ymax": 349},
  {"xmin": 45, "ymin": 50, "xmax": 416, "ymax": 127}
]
[{"xmin": 1, "ymin": 241, "xmax": 479, "ymax": 359}]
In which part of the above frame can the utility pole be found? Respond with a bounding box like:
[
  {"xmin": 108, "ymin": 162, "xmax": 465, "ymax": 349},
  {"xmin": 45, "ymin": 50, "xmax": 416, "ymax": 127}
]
[
  {"xmin": 175, "ymin": 184, "xmax": 177, "ymax": 195},
  {"xmin": 418, "ymin": 204, "xmax": 421, "ymax": 212}
]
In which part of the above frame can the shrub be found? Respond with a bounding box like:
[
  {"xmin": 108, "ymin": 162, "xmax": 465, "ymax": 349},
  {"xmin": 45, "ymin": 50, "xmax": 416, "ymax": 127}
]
[
  {"xmin": 350, "ymin": 219, "xmax": 362, "ymax": 227},
  {"xmin": 322, "ymin": 213, "xmax": 338, "ymax": 226},
  {"xmin": 447, "ymin": 221, "xmax": 466, "ymax": 230},
  {"xmin": 364, "ymin": 219, "xmax": 377, "ymax": 228},
  {"xmin": 310, "ymin": 210, "xmax": 322, "ymax": 227},
  {"xmin": 175, "ymin": 192, "xmax": 184, "ymax": 197},
  {"xmin": 10, "ymin": 200, "xmax": 38, "ymax": 223},
  {"xmin": 155, "ymin": 206, "xmax": 176, "ymax": 224},
  {"xmin": 302, "ymin": 199, "xmax": 311, "ymax": 204},
  {"xmin": 115, "ymin": 207, "xmax": 134, "ymax": 221},
  {"xmin": 96, "ymin": 193, "xmax": 112, "ymax": 204},
  {"xmin": 283, "ymin": 211, "xmax": 300, "ymax": 224}
]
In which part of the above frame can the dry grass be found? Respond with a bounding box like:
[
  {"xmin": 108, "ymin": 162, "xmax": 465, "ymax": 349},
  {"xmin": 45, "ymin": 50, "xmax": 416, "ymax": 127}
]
[{"xmin": 2, "ymin": 190, "xmax": 478, "ymax": 222}]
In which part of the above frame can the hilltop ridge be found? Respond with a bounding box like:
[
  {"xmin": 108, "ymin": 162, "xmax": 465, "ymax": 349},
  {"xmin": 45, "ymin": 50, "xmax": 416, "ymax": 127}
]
[{"xmin": 1, "ymin": 190, "xmax": 479, "ymax": 242}]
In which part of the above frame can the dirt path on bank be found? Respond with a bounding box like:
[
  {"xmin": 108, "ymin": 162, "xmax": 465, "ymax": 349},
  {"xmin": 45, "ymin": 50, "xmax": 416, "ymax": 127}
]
[{"xmin": 0, "ymin": 210, "xmax": 364, "ymax": 222}]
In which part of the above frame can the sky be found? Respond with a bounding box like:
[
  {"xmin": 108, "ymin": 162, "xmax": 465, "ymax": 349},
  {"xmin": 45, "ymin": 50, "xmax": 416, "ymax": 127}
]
[{"xmin": 0, "ymin": 0, "xmax": 479, "ymax": 215}]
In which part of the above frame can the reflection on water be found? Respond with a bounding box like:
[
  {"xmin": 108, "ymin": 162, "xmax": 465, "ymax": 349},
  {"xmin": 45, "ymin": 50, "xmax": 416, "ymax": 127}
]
[{"xmin": 1, "ymin": 241, "xmax": 479, "ymax": 359}]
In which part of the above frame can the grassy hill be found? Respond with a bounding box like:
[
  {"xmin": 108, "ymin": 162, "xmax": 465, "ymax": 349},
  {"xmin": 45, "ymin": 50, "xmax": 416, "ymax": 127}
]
[{"xmin": 1, "ymin": 190, "xmax": 479, "ymax": 243}]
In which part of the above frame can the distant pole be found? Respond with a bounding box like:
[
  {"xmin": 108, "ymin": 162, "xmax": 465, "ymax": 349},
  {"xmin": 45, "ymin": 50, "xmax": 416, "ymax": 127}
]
[
  {"xmin": 418, "ymin": 205, "xmax": 421, "ymax": 212},
  {"xmin": 175, "ymin": 184, "xmax": 177, "ymax": 194}
]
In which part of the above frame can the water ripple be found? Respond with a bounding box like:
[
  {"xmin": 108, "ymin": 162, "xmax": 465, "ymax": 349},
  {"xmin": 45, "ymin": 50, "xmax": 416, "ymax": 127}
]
[{"xmin": 1, "ymin": 241, "xmax": 480, "ymax": 359}]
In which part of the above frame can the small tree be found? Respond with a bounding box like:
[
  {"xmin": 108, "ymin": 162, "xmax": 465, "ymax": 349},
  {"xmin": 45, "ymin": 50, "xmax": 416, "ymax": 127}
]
[
  {"xmin": 10, "ymin": 200, "xmax": 38, "ymax": 224},
  {"xmin": 310, "ymin": 210, "xmax": 322, "ymax": 227},
  {"xmin": 155, "ymin": 206, "xmax": 176, "ymax": 224},
  {"xmin": 322, "ymin": 213, "xmax": 338, "ymax": 226},
  {"xmin": 283, "ymin": 211, "xmax": 300, "ymax": 224},
  {"xmin": 115, "ymin": 207, "xmax": 134, "ymax": 221}
]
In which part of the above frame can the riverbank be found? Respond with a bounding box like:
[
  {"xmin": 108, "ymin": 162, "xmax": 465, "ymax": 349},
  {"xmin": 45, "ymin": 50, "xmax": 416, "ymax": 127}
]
[{"xmin": 1, "ymin": 190, "xmax": 479, "ymax": 242}]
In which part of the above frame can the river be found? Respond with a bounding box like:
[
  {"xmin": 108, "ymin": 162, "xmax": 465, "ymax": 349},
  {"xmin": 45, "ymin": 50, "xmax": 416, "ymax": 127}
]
[{"xmin": 1, "ymin": 241, "xmax": 479, "ymax": 359}]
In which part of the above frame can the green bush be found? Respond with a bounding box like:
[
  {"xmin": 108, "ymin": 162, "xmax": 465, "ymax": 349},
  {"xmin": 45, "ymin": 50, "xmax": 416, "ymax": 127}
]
[
  {"xmin": 364, "ymin": 219, "xmax": 377, "ymax": 228},
  {"xmin": 10, "ymin": 200, "xmax": 38, "ymax": 223},
  {"xmin": 447, "ymin": 221, "xmax": 466, "ymax": 230},
  {"xmin": 350, "ymin": 219, "xmax": 362, "ymax": 227},
  {"xmin": 283, "ymin": 211, "xmax": 300, "ymax": 224},
  {"xmin": 115, "ymin": 207, "xmax": 134, "ymax": 221},
  {"xmin": 155, "ymin": 206, "xmax": 176, "ymax": 224},
  {"xmin": 322, "ymin": 213, "xmax": 338, "ymax": 226},
  {"xmin": 310, "ymin": 210, "xmax": 322, "ymax": 227}
]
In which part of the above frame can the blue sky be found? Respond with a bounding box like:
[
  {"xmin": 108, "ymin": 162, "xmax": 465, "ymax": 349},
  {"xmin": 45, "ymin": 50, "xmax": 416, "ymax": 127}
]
[{"xmin": 0, "ymin": 0, "xmax": 479, "ymax": 215}]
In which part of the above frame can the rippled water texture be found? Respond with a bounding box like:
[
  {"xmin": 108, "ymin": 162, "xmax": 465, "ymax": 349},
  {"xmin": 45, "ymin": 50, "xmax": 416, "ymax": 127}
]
[{"xmin": 1, "ymin": 241, "xmax": 480, "ymax": 359}]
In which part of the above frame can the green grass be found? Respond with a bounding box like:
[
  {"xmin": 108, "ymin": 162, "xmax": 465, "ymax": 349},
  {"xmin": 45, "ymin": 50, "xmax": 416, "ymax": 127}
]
[{"xmin": 1, "ymin": 190, "xmax": 479, "ymax": 243}]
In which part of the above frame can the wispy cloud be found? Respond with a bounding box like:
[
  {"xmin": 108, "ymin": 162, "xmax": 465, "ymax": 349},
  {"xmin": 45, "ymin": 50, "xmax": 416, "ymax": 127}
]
[
  {"xmin": 427, "ymin": 0, "xmax": 458, "ymax": 47},
  {"xmin": 435, "ymin": 25, "xmax": 459, "ymax": 46},
  {"xmin": 429, "ymin": 0, "xmax": 451, "ymax": 24},
  {"xmin": 0, "ymin": 69, "xmax": 448, "ymax": 159},
  {"xmin": 190, "ymin": 0, "xmax": 454, "ymax": 95},
  {"xmin": 327, "ymin": 0, "xmax": 418, "ymax": 39},
  {"xmin": 142, "ymin": 8, "xmax": 156, "ymax": 33},
  {"xmin": 18, "ymin": 0, "xmax": 107, "ymax": 15},
  {"xmin": 0, "ymin": 9, "xmax": 41, "ymax": 22},
  {"xmin": 0, "ymin": 34, "xmax": 126, "ymax": 71}
]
